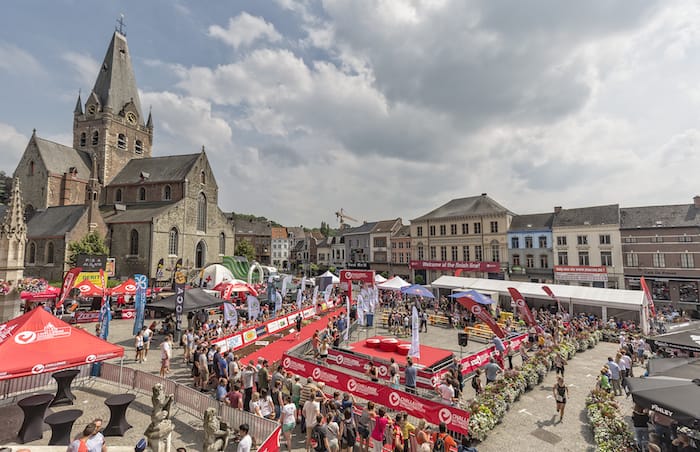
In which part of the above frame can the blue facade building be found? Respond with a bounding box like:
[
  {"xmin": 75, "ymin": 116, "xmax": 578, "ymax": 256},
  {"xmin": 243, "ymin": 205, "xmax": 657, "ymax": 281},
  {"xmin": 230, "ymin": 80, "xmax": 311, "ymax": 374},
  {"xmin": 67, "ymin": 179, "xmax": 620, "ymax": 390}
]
[{"xmin": 507, "ymin": 213, "xmax": 555, "ymax": 282}]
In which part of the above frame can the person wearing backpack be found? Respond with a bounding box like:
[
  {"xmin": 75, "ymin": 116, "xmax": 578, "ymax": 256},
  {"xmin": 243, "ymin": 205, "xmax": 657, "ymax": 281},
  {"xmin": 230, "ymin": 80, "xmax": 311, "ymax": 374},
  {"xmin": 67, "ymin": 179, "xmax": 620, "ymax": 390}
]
[
  {"xmin": 313, "ymin": 414, "xmax": 330, "ymax": 452},
  {"xmin": 431, "ymin": 422, "xmax": 456, "ymax": 452},
  {"xmin": 67, "ymin": 423, "xmax": 97, "ymax": 452},
  {"xmin": 339, "ymin": 409, "xmax": 357, "ymax": 452}
]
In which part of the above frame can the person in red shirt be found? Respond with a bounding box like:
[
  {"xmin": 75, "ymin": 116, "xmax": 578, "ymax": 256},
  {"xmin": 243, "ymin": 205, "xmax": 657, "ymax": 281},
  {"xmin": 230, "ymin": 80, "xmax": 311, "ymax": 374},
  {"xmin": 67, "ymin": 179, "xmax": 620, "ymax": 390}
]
[{"xmin": 431, "ymin": 422, "xmax": 456, "ymax": 451}]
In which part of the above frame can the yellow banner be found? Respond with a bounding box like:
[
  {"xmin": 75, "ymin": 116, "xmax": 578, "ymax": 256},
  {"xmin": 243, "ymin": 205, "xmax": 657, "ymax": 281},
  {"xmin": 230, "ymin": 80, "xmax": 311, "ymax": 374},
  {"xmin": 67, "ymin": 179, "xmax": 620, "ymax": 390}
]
[{"xmin": 76, "ymin": 272, "xmax": 103, "ymax": 287}]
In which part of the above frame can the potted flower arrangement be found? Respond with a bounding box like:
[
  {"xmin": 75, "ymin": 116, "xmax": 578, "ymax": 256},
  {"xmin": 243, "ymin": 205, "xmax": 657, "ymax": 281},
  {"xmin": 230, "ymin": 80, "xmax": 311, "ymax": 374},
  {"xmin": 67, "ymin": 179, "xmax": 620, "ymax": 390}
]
[
  {"xmin": 0, "ymin": 280, "xmax": 11, "ymax": 295},
  {"xmin": 467, "ymin": 404, "xmax": 496, "ymax": 442},
  {"xmin": 586, "ymin": 388, "xmax": 635, "ymax": 451}
]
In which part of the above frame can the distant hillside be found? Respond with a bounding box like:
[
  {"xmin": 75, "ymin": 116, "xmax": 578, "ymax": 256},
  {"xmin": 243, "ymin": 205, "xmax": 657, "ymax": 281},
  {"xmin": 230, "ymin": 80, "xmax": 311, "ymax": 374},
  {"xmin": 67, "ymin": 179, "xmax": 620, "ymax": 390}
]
[{"xmin": 227, "ymin": 212, "xmax": 283, "ymax": 228}]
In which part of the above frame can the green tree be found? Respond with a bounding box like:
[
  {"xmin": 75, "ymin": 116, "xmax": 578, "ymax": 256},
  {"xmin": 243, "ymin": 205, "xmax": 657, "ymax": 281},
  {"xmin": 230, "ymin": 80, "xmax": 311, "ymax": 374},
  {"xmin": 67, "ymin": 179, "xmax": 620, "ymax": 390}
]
[
  {"xmin": 67, "ymin": 232, "xmax": 109, "ymax": 266},
  {"xmin": 414, "ymin": 274, "xmax": 425, "ymax": 285},
  {"xmin": 234, "ymin": 239, "xmax": 256, "ymax": 262}
]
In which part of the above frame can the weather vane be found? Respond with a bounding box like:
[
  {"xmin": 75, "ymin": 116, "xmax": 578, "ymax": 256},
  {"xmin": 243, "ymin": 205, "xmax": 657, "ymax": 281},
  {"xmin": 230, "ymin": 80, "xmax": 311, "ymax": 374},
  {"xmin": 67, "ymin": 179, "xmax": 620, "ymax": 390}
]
[{"xmin": 116, "ymin": 14, "xmax": 126, "ymax": 36}]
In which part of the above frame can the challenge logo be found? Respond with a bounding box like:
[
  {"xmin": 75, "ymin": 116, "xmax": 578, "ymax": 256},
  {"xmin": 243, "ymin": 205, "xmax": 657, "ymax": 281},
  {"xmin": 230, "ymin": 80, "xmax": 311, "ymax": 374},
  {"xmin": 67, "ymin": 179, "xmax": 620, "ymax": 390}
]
[
  {"xmin": 377, "ymin": 366, "xmax": 388, "ymax": 377},
  {"xmin": 0, "ymin": 324, "xmax": 18, "ymax": 343},
  {"xmin": 312, "ymin": 367, "xmax": 322, "ymax": 380},
  {"xmin": 125, "ymin": 284, "xmax": 137, "ymax": 292},
  {"xmin": 85, "ymin": 354, "xmax": 97, "ymax": 363},
  {"xmin": 31, "ymin": 363, "xmax": 45, "ymax": 374},
  {"xmin": 470, "ymin": 305, "xmax": 482, "ymax": 316},
  {"xmin": 515, "ymin": 298, "xmax": 526, "ymax": 308},
  {"xmin": 283, "ymin": 357, "xmax": 291, "ymax": 369},
  {"xmin": 14, "ymin": 331, "xmax": 37, "ymax": 345},
  {"xmin": 334, "ymin": 354, "xmax": 344, "ymax": 365},
  {"xmin": 439, "ymin": 408, "xmax": 452, "ymax": 424},
  {"xmin": 344, "ymin": 272, "xmax": 352, "ymax": 280},
  {"xmin": 347, "ymin": 379, "xmax": 357, "ymax": 392},
  {"xmin": 388, "ymin": 392, "xmax": 401, "ymax": 407}
]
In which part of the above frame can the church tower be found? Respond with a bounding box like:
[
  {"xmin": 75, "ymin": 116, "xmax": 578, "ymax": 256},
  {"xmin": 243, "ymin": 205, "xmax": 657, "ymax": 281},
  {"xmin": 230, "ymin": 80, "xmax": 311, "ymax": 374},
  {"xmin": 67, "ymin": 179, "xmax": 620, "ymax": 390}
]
[
  {"xmin": 72, "ymin": 26, "xmax": 153, "ymax": 186},
  {"xmin": 0, "ymin": 178, "xmax": 27, "ymax": 284}
]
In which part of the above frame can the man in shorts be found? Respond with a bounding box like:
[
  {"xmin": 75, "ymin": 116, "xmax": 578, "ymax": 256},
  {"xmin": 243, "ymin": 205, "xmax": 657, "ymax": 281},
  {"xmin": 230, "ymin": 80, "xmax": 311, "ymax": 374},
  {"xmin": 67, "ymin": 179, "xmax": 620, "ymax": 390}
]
[{"xmin": 160, "ymin": 334, "xmax": 172, "ymax": 377}]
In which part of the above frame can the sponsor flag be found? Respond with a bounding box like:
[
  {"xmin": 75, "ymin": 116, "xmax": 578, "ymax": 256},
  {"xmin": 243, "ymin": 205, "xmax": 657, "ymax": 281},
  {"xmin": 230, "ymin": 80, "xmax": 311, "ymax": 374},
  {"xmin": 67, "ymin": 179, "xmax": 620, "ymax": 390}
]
[
  {"xmin": 133, "ymin": 274, "xmax": 148, "ymax": 335},
  {"xmin": 356, "ymin": 293, "xmax": 365, "ymax": 326},
  {"xmin": 281, "ymin": 275, "xmax": 292, "ymax": 298},
  {"xmin": 300, "ymin": 276, "xmax": 307, "ymax": 292},
  {"xmin": 224, "ymin": 302, "xmax": 238, "ymax": 326},
  {"xmin": 507, "ymin": 287, "xmax": 542, "ymax": 334},
  {"xmin": 98, "ymin": 297, "xmax": 112, "ymax": 340},
  {"xmin": 344, "ymin": 296, "xmax": 350, "ymax": 340},
  {"xmin": 455, "ymin": 295, "xmax": 506, "ymax": 338},
  {"xmin": 156, "ymin": 258, "xmax": 164, "ymax": 279},
  {"xmin": 409, "ymin": 305, "xmax": 420, "ymax": 358},
  {"xmin": 312, "ymin": 286, "xmax": 319, "ymax": 304},
  {"xmin": 296, "ymin": 288, "xmax": 303, "ymax": 311},
  {"xmin": 640, "ymin": 277, "xmax": 656, "ymax": 317},
  {"xmin": 99, "ymin": 268, "xmax": 107, "ymax": 305},
  {"xmin": 324, "ymin": 284, "xmax": 333, "ymax": 303},
  {"xmin": 248, "ymin": 295, "xmax": 261, "ymax": 320},
  {"xmin": 174, "ymin": 271, "xmax": 186, "ymax": 343},
  {"xmin": 541, "ymin": 285, "xmax": 563, "ymax": 312},
  {"xmin": 171, "ymin": 258, "xmax": 183, "ymax": 290},
  {"xmin": 57, "ymin": 267, "xmax": 82, "ymax": 309},
  {"xmin": 274, "ymin": 290, "xmax": 282, "ymax": 315}
]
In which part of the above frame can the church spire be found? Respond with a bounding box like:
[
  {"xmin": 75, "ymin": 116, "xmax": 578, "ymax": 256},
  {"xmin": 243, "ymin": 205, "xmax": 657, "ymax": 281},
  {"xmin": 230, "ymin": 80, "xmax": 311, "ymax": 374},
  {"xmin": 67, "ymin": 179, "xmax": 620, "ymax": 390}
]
[
  {"xmin": 91, "ymin": 28, "xmax": 143, "ymax": 119},
  {"xmin": 146, "ymin": 107, "xmax": 153, "ymax": 129},
  {"xmin": 74, "ymin": 91, "xmax": 83, "ymax": 115},
  {"xmin": 1, "ymin": 178, "xmax": 27, "ymax": 239}
]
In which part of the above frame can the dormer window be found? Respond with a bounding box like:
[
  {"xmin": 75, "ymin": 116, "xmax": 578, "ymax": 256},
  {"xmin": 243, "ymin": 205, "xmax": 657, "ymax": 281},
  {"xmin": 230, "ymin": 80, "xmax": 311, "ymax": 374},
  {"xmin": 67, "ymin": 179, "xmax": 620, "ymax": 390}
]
[
  {"xmin": 92, "ymin": 131, "xmax": 99, "ymax": 145},
  {"xmin": 135, "ymin": 140, "xmax": 143, "ymax": 155},
  {"xmin": 139, "ymin": 187, "xmax": 146, "ymax": 201},
  {"xmin": 163, "ymin": 185, "xmax": 172, "ymax": 201},
  {"xmin": 117, "ymin": 133, "xmax": 127, "ymax": 150},
  {"xmin": 115, "ymin": 188, "xmax": 122, "ymax": 203},
  {"xmin": 79, "ymin": 132, "xmax": 86, "ymax": 147}
]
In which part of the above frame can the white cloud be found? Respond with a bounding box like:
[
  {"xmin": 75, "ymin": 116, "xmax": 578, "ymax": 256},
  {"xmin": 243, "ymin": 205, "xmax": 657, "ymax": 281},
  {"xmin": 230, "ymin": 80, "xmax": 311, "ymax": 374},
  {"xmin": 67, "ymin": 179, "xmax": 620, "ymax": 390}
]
[
  {"xmin": 208, "ymin": 13, "xmax": 282, "ymax": 50},
  {"xmin": 61, "ymin": 51, "xmax": 99, "ymax": 88},
  {"xmin": 0, "ymin": 42, "xmax": 44, "ymax": 76},
  {"xmin": 140, "ymin": 91, "xmax": 233, "ymax": 153},
  {"xmin": 0, "ymin": 123, "xmax": 27, "ymax": 173}
]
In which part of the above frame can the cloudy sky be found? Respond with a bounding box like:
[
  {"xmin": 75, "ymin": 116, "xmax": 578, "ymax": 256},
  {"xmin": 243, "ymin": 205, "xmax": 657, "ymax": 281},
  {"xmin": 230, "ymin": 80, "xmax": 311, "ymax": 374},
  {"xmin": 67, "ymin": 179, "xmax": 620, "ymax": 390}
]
[{"xmin": 1, "ymin": 1, "xmax": 699, "ymax": 228}]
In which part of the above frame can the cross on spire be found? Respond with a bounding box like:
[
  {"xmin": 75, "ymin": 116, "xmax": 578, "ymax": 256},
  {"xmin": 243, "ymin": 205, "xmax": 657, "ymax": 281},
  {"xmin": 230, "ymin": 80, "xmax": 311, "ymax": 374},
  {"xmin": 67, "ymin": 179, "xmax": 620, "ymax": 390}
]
[{"xmin": 116, "ymin": 14, "xmax": 126, "ymax": 36}]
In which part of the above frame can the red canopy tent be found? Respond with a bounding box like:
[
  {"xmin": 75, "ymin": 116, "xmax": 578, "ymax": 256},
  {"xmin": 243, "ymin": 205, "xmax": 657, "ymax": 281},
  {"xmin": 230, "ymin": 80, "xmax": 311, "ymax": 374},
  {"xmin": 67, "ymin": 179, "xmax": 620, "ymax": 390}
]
[
  {"xmin": 108, "ymin": 279, "xmax": 160, "ymax": 297},
  {"xmin": 74, "ymin": 279, "xmax": 105, "ymax": 298},
  {"xmin": 214, "ymin": 281, "xmax": 258, "ymax": 299},
  {"xmin": 20, "ymin": 285, "xmax": 61, "ymax": 301},
  {"xmin": 0, "ymin": 308, "xmax": 124, "ymax": 380}
]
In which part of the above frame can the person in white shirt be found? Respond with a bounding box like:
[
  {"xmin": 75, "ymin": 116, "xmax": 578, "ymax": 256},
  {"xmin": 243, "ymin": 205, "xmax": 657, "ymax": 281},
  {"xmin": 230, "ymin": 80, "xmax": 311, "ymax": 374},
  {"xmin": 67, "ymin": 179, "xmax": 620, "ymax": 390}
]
[
  {"xmin": 437, "ymin": 380, "xmax": 455, "ymax": 405},
  {"xmin": 237, "ymin": 423, "xmax": 252, "ymax": 452},
  {"xmin": 280, "ymin": 394, "xmax": 297, "ymax": 451},
  {"xmin": 303, "ymin": 393, "xmax": 322, "ymax": 451},
  {"xmin": 159, "ymin": 334, "xmax": 172, "ymax": 377}
]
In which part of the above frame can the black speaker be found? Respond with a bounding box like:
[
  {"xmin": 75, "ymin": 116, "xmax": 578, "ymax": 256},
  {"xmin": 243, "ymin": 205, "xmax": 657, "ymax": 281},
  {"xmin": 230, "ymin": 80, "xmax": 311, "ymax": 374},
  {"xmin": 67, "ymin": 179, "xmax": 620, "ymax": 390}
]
[{"xmin": 458, "ymin": 332, "xmax": 469, "ymax": 347}]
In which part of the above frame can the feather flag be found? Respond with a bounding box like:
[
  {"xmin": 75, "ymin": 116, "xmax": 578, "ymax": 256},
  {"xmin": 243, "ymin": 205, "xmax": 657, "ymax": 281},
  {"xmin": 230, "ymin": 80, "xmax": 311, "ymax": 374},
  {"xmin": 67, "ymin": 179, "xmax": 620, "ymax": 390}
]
[
  {"xmin": 296, "ymin": 288, "xmax": 303, "ymax": 311},
  {"xmin": 408, "ymin": 305, "xmax": 420, "ymax": 358},
  {"xmin": 312, "ymin": 286, "xmax": 319, "ymax": 304},
  {"xmin": 247, "ymin": 294, "xmax": 260, "ymax": 320},
  {"xmin": 542, "ymin": 285, "xmax": 563, "ymax": 312},
  {"xmin": 323, "ymin": 284, "xmax": 333, "ymax": 303},
  {"xmin": 508, "ymin": 287, "xmax": 543, "ymax": 334},
  {"xmin": 224, "ymin": 302, "xmax": 238, "ymax": 326},
  {"xmin": 344, "ymin": 296, "xmax": 350, "ymax": 340}
]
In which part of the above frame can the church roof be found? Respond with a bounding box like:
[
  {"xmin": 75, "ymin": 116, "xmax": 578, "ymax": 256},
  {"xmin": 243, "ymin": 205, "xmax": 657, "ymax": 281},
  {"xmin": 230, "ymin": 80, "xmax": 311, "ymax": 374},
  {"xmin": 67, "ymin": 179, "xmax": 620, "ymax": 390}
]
[
  {"xmin": 92, "ymin": 31, "xmax": 143, "ymax": 119},
  {"xmin": 34, "ymin": 136, "xmax": 92, "ymax": 179},
  {"xmin": 108, "ymin": 154, "xmax": 200, "ymax": 185},
  {"xmin": 27, "ymin": 205, "xmax": 86, "ymax": 238},
  {"xmin": 101, "ymin": 203, "xmax": 174, "ymax": 224}
]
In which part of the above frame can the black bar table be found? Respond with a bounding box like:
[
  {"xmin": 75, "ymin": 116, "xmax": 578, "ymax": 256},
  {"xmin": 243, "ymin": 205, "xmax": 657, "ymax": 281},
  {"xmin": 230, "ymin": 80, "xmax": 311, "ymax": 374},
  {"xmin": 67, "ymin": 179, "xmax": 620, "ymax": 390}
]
[
  {"xmin": 103, "ymin": 393, "xmax": 135, "ymax": 436},
  {"xmin": 45, "ymin": 409, "xmax": 83, "ymax": 445},
  {"xmin": 17, "ymin": 393, "xmax": 54, "ymax": 443},
  {"xmin": 50, "ymin": 368, "xmax": 80, "ymax": 406}
]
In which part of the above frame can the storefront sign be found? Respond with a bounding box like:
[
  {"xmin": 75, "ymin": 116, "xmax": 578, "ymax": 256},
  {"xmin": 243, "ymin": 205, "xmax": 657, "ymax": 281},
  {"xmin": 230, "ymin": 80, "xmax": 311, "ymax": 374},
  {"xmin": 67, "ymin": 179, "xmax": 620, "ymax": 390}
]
[
  {"xmin": 282, "ymin": 354, "xmax": 470, "ymax": 435},
  {"xmin": 554, "ymin": 265, "xmax": 608, "ymax": 282},
  {"xmin": 409, "ymin": 260, "xmax": 501, "ymax": 272}
]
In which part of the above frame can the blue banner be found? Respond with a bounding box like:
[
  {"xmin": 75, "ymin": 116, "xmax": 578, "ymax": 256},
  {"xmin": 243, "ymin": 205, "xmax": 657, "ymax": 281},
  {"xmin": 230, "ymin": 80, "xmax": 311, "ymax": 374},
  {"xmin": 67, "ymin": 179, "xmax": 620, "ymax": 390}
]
[
  {"xmin": 99, "ymin": 299, "xmax": 112, "ymax": 340},
  {"xmin": 133, "ymin": 274, "xmax": 148, "ymax": 335}
]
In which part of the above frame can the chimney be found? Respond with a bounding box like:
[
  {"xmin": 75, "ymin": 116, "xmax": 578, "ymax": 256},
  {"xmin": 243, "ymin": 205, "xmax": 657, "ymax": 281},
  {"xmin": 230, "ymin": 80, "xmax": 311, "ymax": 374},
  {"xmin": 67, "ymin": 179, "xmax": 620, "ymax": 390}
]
[
  {"xmin": 481, "ymin": 192, "xmax": 487, "ymax": 196},
  {"xmin": 694, "ymin": 196, "xmax": 700, "ymax": 208},
  {"xmin": 554, "ymin": 206, "xmax": 562, "ymax": 214}
]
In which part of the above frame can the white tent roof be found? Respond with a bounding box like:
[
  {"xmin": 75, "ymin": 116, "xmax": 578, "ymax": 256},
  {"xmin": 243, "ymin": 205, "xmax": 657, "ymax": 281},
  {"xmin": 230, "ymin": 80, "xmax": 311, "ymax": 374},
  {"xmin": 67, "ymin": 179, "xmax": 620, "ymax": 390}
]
[
  {"xmin": 378, "ymin": 276, "xmax": 411, "ymax": 290},
  {"xmin": 198, "ymin": 264, "xmax": 235, "ymax": 288},
  {"xmin": 319, "ymin": 271, "xmax": 340, "ymax": 284},
  {"xmin": 375, "ymin": 274, "xmax": 387, "ymax": 283},
  {"xmin": 431, "ymin": 276, "xmax": 645, "ymax": 310}
]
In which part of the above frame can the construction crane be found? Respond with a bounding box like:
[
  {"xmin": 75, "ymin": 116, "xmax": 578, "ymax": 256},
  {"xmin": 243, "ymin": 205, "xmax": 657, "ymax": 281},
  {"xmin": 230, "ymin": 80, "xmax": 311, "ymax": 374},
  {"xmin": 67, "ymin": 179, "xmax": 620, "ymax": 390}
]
[{"xmin": 335, "ymin": 208, "xmax": 358, "ymax": 228}]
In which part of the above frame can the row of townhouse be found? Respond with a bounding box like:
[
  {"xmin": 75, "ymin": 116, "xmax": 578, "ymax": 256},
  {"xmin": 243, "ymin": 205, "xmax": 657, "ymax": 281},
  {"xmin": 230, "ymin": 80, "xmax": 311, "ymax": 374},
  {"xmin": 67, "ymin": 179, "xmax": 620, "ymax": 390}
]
[{"xmin": 315, "ymin": 193, "xmax": 700, "ymax": 305}]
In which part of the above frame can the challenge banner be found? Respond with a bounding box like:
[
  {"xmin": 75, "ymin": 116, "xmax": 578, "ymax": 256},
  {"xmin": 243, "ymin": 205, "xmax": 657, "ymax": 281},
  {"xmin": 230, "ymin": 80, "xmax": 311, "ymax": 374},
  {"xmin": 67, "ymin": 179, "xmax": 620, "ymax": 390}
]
[
  {"xmin": 57, "ymin": 267, "xmax": 82, "ymax": 309},
  {"xmin": 455, "ymin": 294, "xmax": 506, "ymax": 338},
  {"xmin": 541, "ymin": 285, "xmax": 563, "ymax": 312},
  {"xmin": 133, "ymin": 274, "xmax": 148, "ymax": 335},
  {"xmin": 174, "ymin": 271, "xmax": 186, "ymax": 339},
  {"xmin": 507, "ymin": 287, "xmax": 542, "ymax": 333}
]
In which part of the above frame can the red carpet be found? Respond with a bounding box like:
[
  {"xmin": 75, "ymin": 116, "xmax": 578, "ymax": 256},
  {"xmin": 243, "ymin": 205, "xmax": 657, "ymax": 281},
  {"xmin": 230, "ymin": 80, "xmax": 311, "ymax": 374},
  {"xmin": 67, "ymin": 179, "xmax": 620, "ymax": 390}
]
[
  {"xmin": 348, "ymin": 336, "xmax": 453, "ymax": 369},
  {"xmin": 243, "ymin": 307, "xmax": 346, "ymax": 365}
]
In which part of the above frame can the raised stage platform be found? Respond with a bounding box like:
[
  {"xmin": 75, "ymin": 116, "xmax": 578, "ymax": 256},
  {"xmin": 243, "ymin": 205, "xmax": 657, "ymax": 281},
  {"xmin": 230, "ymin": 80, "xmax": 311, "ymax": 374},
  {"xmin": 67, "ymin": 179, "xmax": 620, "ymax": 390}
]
[{"xmin": 347, "ymin": 335, "xmax": 454, "ymax": 370}]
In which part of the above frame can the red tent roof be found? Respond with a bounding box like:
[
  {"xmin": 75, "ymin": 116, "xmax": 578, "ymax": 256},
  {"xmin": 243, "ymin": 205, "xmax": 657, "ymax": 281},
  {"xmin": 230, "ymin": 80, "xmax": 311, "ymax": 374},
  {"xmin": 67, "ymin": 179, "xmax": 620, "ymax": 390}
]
[
  {"xmin": 20, "ymin": 285, "xmax": 61, "ymax": 301},
  {"xmin": 0, "ymin": 308, "xmax": 124, "ymax": 380},
  {"xmin": 74, "ymin": 279, "xmax": 105, "ymax": 298},
  {"xmin": 109, "ymin": 279, "xmax": 137, "ymax": 296}
]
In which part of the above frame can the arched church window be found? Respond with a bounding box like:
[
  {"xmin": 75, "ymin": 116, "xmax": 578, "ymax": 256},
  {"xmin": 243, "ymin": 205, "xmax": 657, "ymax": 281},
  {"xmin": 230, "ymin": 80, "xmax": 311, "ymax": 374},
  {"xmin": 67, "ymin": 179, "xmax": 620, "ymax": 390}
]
[
  {"xmin": 29, "ymin": 161, "xmax": 34, "ymax": 176},
  {"xmin": 130, "ymin": 229, "xmax": 139, "ymax": 255},
  {"xmin": 29, "ymin": 242, "xmax": 36, "ymax": 264},
  {"xmin": 47, "ymin": 242, "xmax": 55, "ymax": 264},
  {"xmin": 197, "ymin": 193, "xmax": 207, "ymax": 232},
  {"xmin": 139, "ymin": 187, "xmax": 146, "ymax": 201},
  {"xmin": 196, "ymin": 241, "xmax": 206, "ymax": 268},
  {"xmin": 92, "ymin": 131, "xmax": 99, "ymax": 145},
  {"xmin": 163, "ymin": 185, "xmax": 172, "ymax": 201},
  {"xmin": 200, "ymin": 171, "xmax": 206, "ymax": 184},
  {"xmin": 219, "ymin": 232, "xmax": 225, "ymax": 255},
  {"xmin": 168, "ymin": 228, "xmax": 178, "ymax": 256},
  {"xmin": 80, "ymin": 132, "xmax": 86, "ymax": 147},
  {"xmin": 115, "ymin": 188, "xmax": 122, "ymax": 203},
  {"xmin": 135, "ymin": 140, "xmax": 143, "ymax": 155},
  {"xmin": 117, "ymin": 134, "xmax": 127, "ymax": 150}
]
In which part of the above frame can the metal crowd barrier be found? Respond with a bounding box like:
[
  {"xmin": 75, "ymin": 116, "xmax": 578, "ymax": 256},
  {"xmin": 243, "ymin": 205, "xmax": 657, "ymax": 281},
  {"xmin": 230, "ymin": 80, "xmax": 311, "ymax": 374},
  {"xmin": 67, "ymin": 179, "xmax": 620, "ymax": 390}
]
[{"xmin": 0, "ymin": 364, "xmax": 93, "ymax": 403}]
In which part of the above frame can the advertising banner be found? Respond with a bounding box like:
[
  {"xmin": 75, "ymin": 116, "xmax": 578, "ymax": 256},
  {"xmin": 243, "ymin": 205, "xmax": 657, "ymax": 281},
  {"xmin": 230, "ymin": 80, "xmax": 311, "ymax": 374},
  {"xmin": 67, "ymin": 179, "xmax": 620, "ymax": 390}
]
[
  {"xmin": 282, "ymin": 354, "xmax": 470, "ymax": 435},
  {"xmin": 133, "ymin": 274, "xmax": 148, "ymax": 335},
  {"xmin": 409, "ymin": 260, "xmax": 500, "ymax": 272},
  {"xmin": 258, "ymin": 426, "xmax": 281, "ymax": 452},
  {"xmin": 174, "ymin": 271, "xmax": 186, "ymax": 341},
  {"xmin": 455, "ymin": 295, "xmax": 506, "ymax": 338},
  {"xmin": 74, "ymin": 310, "xmax": 100, "ymax": 323},
  {"xmin": 554, "ymin": 265, "xmax": 607, "ymax": 282},
  {"xmin": 541, "ymin": 285, "xmax": 563, "ymax": 312},
  {"xmin": 507, "ymin": 287, "xmax": 542, "ymax": 333},
  {"xmin": 57, "ymin": 267, "xmax": 82, "ymax": 309}
]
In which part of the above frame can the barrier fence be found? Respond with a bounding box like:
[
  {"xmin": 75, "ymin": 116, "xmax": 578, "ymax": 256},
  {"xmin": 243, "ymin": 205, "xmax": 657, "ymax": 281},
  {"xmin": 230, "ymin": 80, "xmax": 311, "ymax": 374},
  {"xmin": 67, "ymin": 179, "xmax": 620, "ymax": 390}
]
[{"xmin": 0, "ymin": 363, "xmax": 93, "ymax": 402}]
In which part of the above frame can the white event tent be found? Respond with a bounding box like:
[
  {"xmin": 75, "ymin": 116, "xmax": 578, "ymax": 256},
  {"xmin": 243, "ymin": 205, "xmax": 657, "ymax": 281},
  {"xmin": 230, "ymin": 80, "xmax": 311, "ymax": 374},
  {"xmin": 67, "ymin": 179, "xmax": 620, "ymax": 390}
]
[
  {"xmin": 319, "ymin": 270, "xmax": 340, "ymax": 284},
  {"xmin": 431, "ymin": 275, "xmax": 649, "ymax": 330},
  {"xmin": 377, "ymin": 276, "xmax": 411, "ymax": 290}
]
